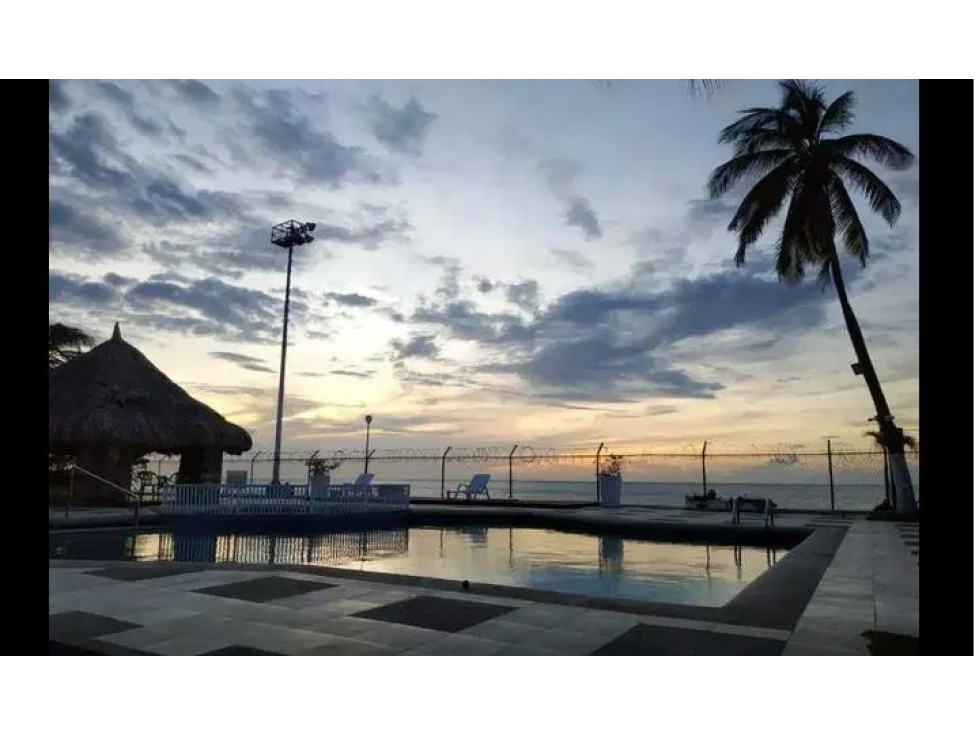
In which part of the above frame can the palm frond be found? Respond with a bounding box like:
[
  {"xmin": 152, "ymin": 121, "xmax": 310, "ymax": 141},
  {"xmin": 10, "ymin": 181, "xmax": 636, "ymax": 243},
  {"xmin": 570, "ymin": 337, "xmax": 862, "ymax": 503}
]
[
  {"xmin": 774, "ymin": 183, "xmax": 810, "ymax": 283},
  {"xmin": 828, "ymin": 174, "xmax": 869, "ymax": 265},
  {"xmin": 831, "ymin": 157, "xmax": 902, "ymax": 225},
  {"xmin": 825, "ymin": 134, "xmax": 914, "ymax": 170},
  {"xmin": 818, "ymin": 91, "xmax": 855, "ymax": 135},
  {"xmin": 732, "ymin": 128, "xmax": 796, "ymax": 156},
  {"xmin": 774, "ymin": 171, "xmax": 835, "ymax": 281},
  {"xmin": 719, "ymin": 107, "xmax": 793, "ymax": 144},
  {"xmin": 779, "ymin": 80, "xmax": 826, "ymax": 138},
  {"xmin": 707, "ymin": 149, "xmax": 792, "ymax": 199},
  {"xmin": 689, "ymin": 80, "xmax": 728, "ymax": 98},
  {"xmin": 728, "ymin": 159, "xmax": 799, "ymax": 261}
]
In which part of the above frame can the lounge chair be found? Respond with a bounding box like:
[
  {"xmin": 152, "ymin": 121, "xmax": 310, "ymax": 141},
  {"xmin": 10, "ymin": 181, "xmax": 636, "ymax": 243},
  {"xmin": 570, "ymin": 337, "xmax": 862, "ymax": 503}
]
[
  {"xmin": 448, "ymin": 473, "xmax": 491, "ymax": 500},
  {"xmin": 344, "ymin": 473, "xmax": 375, "ymax": 499}
]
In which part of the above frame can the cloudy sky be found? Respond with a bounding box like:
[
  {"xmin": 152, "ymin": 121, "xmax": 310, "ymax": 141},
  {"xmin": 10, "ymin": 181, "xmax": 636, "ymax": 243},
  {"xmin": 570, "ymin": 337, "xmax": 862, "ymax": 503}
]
[{"xmin": 49, "ymin": 79, "xmax": 919, "ymax": 455}]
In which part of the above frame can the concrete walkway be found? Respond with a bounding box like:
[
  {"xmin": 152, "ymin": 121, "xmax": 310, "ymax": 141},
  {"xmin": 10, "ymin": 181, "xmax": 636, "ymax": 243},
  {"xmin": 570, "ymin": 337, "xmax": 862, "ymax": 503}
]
[{"xmin": 783, "ymin": 519, "xmax": 918, "ymax": 654}]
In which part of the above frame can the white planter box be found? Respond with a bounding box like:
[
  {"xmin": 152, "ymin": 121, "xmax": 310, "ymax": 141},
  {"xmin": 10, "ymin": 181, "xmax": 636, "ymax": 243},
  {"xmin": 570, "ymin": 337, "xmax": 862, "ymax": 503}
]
[
  {"xmin": 599, "ymin": 475, "xmax": 622, "ymax": 507},
  {"xmin": 310, "ymin": 473, "xmax": 331, "ymax": 501}
]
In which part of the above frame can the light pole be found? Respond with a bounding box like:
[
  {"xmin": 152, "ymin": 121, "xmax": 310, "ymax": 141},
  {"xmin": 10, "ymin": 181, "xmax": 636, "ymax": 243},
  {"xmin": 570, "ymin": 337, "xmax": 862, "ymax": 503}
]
[
  {"xmin": 269, "ymin": 220, "xmax": 316, "ymax": 485},
  {"xmin": 364, "ymin": 415, "xmax": 373, "ymax": 475}
]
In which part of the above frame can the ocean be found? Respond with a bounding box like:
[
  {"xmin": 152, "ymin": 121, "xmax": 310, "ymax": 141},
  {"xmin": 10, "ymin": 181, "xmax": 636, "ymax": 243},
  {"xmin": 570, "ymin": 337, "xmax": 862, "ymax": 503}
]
[{"xmin": 381, "ymin": 478, "xmax": 885, "ymax": 511}]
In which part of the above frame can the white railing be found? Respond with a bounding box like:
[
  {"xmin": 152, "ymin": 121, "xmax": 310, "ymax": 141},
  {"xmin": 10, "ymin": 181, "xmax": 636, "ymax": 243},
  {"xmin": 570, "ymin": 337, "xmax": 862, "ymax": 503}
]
[{"xmin": 159, "ymin": 483, "xmax": 411, "ymax": 516}]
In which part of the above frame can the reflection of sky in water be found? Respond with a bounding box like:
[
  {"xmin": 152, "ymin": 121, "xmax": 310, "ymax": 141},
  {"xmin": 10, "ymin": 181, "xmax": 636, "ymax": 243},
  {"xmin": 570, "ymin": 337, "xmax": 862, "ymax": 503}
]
[{"xmin": 55, "ymin": 526, "xmax": 783, "ymax": 607}]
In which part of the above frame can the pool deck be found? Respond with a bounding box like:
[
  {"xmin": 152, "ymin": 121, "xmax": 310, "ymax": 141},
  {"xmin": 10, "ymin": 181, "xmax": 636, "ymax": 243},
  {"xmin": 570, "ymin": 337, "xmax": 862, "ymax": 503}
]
[{"xmin": 48, "ymin": 505, "xmax": 918, "ymax": 655}]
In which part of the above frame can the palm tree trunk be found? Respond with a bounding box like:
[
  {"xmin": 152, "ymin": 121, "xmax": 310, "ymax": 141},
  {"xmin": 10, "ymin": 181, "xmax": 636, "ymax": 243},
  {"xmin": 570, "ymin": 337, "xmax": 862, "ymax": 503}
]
[{"xmin": 828, "ymin": 251, "xmax": 916, "ymax": 514}]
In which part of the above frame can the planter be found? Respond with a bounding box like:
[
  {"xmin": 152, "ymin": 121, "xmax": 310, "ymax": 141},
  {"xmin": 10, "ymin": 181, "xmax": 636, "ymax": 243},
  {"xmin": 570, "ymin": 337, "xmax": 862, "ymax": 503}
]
[
  {"xmin": 599, "ymin": 475, "xmax": 622, "ymax": 507},
  {"xmin": 310, "ymin": 473, "xmax": 331, "ymax": 501}
]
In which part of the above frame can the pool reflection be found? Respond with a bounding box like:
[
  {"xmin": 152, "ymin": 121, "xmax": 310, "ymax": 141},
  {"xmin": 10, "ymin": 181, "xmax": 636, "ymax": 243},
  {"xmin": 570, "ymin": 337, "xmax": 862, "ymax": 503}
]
[{"xmin": 54, "ymin": 525, "xmax": 785, "ymax": 606}]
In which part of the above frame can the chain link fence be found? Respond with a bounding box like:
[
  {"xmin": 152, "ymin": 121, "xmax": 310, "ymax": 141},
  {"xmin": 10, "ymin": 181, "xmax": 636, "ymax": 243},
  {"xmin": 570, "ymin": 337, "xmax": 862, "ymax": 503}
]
[{"xmin": 135, "ymin": 442, "xmax": 919, "ymax": 512}]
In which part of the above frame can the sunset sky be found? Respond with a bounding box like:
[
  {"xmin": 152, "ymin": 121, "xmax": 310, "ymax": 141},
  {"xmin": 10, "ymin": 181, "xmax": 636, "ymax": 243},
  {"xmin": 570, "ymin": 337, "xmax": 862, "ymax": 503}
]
[{"xmin": 48, "ymin": 79, "xmax": 919, "ymax": 457}]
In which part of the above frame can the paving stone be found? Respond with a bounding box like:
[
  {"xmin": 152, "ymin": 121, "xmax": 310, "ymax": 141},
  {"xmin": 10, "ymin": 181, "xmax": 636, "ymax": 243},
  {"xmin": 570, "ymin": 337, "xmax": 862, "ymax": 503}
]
[
  {"xmin": 463, "ymin": 619, "xmax": 541, "ymax": 643},
  {"xmin": 354, "ymin": 595, "xmax": 514, "ymax": 633},
  {"xmin": 402, "ymin": 634, "xmax": 508, "ymax": 655},
  {"xmin": 203, "ymin": 645, "xmax": 282, "ymax": 655},
  {"xmin": 86, "ymin": 565, "xmax": 199, "ymax": 582},
  {"xmin": 49, "ymin": 611, "xmax": 141, "ymax": 641},
  {"xmin": 594, "ymin": 623, "xmax": 785, "ymax": 655},
  {"xmin": 492, "ymin": 643, "xmax": 564, "ymax": 655},
  {"xmin": 194, "ymin": 576, "xmax": 337, "ymax": 603},
  {"xmin": 309, "ymin": 638, "xmax": 397, "ymax": 655}
]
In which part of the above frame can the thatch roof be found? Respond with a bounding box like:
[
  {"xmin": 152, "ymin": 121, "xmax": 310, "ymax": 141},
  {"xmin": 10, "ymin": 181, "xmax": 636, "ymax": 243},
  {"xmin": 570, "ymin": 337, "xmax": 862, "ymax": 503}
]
[{"xmin": 49, "ymin": 324, "xmax": 253, "ymax": 454}]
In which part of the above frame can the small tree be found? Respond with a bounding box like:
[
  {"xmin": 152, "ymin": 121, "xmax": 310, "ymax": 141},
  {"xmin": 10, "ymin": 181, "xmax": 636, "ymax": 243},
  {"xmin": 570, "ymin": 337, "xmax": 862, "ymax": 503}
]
[{"xmin": 49, "ymin": 323, "xmax": 94, "ymax": 368}]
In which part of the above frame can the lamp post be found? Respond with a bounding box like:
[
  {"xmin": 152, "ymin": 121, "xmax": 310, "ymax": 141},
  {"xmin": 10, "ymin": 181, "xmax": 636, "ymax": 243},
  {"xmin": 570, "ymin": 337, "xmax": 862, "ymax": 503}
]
[
  {"xmin": 364, "ymin": 415, "xmax": 373, "ymax": 475},
  {"xmin": 269, "ymin": 220, "xmax": 316, "ymax": 486}
]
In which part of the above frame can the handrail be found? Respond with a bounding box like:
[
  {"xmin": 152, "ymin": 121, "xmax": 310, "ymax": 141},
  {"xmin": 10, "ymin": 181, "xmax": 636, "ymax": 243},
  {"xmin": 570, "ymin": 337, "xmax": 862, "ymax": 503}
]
[{"xmin": 66, "ymin": 465, "xmax": 142, "ymax": 525}]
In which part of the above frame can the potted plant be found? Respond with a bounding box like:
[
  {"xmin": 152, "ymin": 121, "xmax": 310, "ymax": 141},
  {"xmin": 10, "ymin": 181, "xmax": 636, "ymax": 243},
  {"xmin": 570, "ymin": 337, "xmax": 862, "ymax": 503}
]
[
  {"xmin": 307, "ymin": 456, "xmax": 344, "ymax": 501},
  {"xmin": 598, "ymin": 454, "xmax": 623, "ymax": 507}
]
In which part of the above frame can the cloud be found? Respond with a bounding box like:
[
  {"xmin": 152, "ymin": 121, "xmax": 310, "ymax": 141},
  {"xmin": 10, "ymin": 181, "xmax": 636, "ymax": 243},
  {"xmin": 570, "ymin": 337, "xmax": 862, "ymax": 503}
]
[
  {"xmin": 210, "ymin": 351, "xmax": 276, "ymax": 373},
  {"xmin": 434, "ymin": 259, "xmax": 462, "ymax": 300},
  {"xmin": 330, "ymin": 369, "xmax": 375, "ymax": 379},
  {"xmin": 167, "ymin": 79, "xmax": 220, "ymax": 106},
  {"xmin": 50, "ymin": 111, "xmax": 247, "ymax": 233},
  {"xmin": 314, "ymin": 211, "xmax": 411, "ymax": 251},
  {"xmin": 367, "ymin": 96, "xmax": 437, "ymax": 155},
  {"xmin": 685, "ymin": 198, "xmax": 738, "ymax": 237},
  {"xmin": 549, "ymin": 247, "xmax": 593, "ymax": 272},
  {"xmin": 404, "ymin": 260, "xmax": 853, "ymax": 403},
  {"xmin": 49, "ymin": 80, "xmax": 70, "ymax": 112},
  {"xmin": 564, "ymin": 196, "xmax": 602, "ymax": 240},
  {"xmin": 234, "ymin": 88, "xmax": 384, "ymax": 187},
  {"xmin": 390, "ymin": 334, "xmax": 440, "ymax": 361},
  {"xmin": 324, "ymin": 292, "xmax": 379, "ymax": 307},
  {"xmin": 125, "ymin": 277, "xmax": 293, "ymax": 342},
  {"xmin": 539, "ymin": 157, "xmax": 603, "ymax": 240},
  {"xmin": 411, "ymin": 299, "xmax": 534, "ymax": 344},
  {"xmin": 49, "ymin": 271, "xmax": 120, "ymax": 307},
  {"xmin": 103, "ymin": 272, "xmax": 137, "ymax": 289},
  {"xmin": 49, "ymin": 271, "xmax": 307, "ymax": 344},
  {"xmin": 480, "ymin": 325, "xmax": 722, "ymax": 402},
  {"xmin": 49, "ymin": 198, "xmax": 124, "ymax": 259},
  {"xmin": 505, "ymin": 279, "xmax": 540, "ymax": 312},
  {"xmin": 90, "ymin": 81, "xmax": 188, "ymax": 141}
]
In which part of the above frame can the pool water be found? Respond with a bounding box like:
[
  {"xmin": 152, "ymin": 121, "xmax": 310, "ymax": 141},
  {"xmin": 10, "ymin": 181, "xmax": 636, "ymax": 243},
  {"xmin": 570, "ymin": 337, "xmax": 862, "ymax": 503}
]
[{"xmin": 50, "ymin": 526, "xmax": 787, "ymax": 607}]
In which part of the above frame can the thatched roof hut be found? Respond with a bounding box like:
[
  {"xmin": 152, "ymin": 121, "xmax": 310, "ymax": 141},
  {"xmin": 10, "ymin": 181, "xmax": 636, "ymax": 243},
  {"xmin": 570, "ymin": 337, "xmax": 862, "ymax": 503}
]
[{"xmin": 49, "ymin": 324, "xmax": 252, "ymax": 493}]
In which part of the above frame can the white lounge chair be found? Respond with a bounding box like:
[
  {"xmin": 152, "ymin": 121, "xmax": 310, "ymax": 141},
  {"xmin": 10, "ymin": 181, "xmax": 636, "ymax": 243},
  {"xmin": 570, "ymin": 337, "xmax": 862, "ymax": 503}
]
[
  {"xmin": 449, "ymin": 474, "xmax": 491, "ymax": 500},
  {"xmin": 345, "ymin": 473, "xmax": 375, "ymax": 499},
  {"xmin": 351, "ymin": 473, "xmax": 374, "ymax": 487}
]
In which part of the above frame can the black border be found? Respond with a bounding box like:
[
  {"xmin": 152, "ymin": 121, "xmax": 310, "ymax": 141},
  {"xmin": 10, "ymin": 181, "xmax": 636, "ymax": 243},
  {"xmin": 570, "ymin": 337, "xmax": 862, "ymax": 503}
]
[
  {"xmin": 918, "ymin": 79, "xmax": 974, "ymax": 656},
  {"xmin": 9, "ymin": 79, "xmax": 52, "ymax": 655}
]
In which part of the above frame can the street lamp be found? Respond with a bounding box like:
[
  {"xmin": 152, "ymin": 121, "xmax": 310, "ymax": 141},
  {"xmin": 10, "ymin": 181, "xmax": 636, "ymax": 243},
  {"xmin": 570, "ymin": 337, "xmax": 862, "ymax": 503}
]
[
  {"xmin": 269, "ymin": 220, "xmax": 316, "ymax": 485},
  {"xmin": 364, "ymin": 415, "xmax": 373, "ymax": 475}
]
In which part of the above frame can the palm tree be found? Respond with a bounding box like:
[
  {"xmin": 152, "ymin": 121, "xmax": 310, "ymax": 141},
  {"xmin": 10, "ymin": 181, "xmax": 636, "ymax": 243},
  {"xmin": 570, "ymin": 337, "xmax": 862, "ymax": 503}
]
[
  {"xmin": 49, "ymin": 323, "xmax": 94, "ymax": 368},
  {"xmin": 866, "ymin": 429, "xmax": 918, "ymax": 509},
  {"xmin": 707, "ymin": 79, "xmax": 918, "ymax": 514}
]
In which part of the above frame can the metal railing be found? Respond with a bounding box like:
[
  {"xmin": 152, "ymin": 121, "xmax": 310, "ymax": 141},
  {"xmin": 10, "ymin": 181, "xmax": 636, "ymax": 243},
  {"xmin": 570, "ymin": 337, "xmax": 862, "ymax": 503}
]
[
  {"xmin": 137, "ymin": 440, "xmax": 918, "ymax": 512},
  {"xmin": 66, "ymin": 465, "xmax": 142, "ymax": 524},
  {"xmin": 159, "ymin": 482, "xmax": 411, "ymax": 516}
]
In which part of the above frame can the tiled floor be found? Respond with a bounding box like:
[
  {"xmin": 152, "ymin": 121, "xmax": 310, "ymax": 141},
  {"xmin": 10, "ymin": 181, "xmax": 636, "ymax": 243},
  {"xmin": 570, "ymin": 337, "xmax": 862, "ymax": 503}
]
[
  {"xmin": 782, "ymin": 520, "xmax": 918, "ymax": 655},
  {"xmin": 49, "ymin": 564, "xmax": 793, "ymax": 655}
]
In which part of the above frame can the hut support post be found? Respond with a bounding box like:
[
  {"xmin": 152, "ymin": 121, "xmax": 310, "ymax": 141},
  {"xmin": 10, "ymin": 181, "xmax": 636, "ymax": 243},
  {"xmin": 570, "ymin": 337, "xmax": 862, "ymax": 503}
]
[
  {"xmin": 66, "ymin": 466, "xmax": 74, "ymax": 518},
  {"xmin": 595, "ymin": 442, "xmax": 605, "ymax": 503}
]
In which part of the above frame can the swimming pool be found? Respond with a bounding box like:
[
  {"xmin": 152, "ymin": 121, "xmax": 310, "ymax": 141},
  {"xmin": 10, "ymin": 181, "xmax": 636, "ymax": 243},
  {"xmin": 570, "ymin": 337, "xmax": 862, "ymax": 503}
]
[{"xmin": 50, "ymin": 525, "xmax": 789, "ymax": 607}]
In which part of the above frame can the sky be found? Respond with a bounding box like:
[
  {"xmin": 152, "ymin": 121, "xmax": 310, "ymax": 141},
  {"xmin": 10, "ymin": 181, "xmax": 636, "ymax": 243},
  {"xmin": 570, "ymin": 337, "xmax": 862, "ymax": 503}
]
[{"xmin": 48, "ymin": 79, "xmax": 919, "ymax": 459}]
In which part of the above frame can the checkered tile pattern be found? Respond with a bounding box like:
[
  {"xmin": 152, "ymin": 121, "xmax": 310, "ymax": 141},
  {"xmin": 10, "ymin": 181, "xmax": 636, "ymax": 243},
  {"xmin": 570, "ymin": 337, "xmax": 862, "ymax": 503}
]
[{"xmin": 49, "ymin": 564, "xmax": 791, "ymax": 655}]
